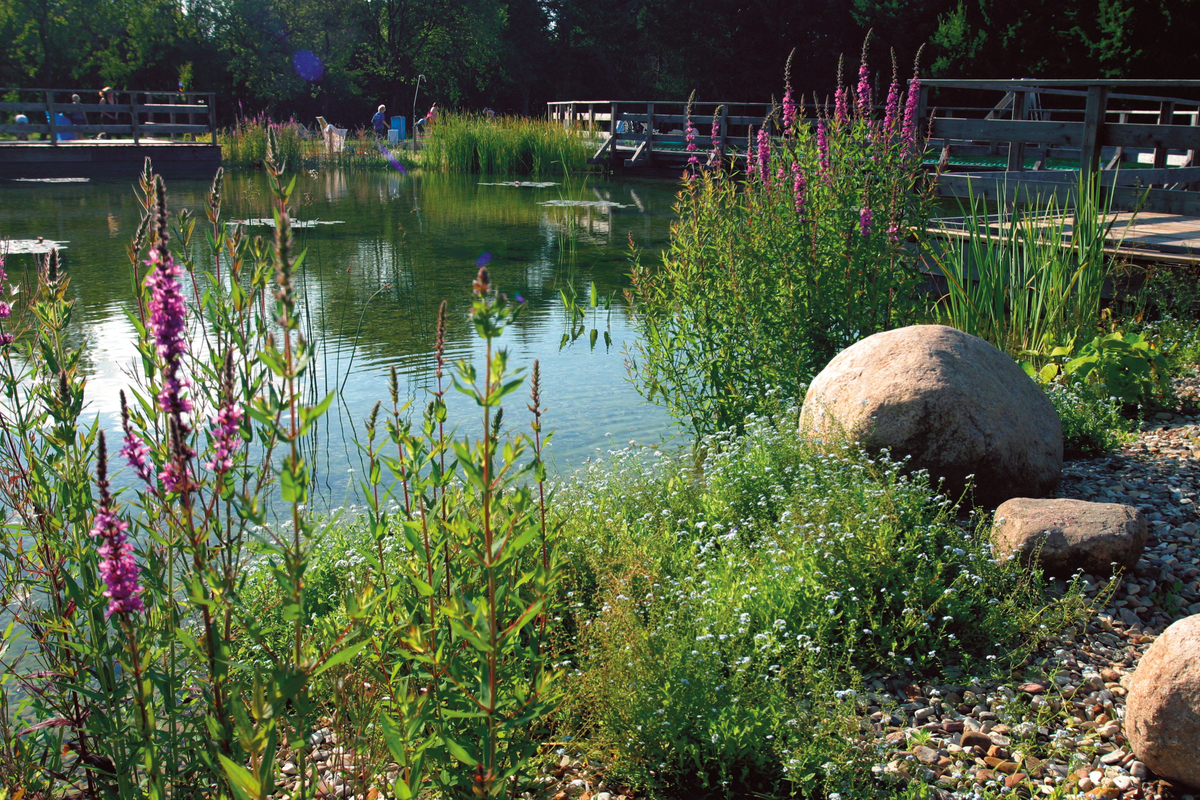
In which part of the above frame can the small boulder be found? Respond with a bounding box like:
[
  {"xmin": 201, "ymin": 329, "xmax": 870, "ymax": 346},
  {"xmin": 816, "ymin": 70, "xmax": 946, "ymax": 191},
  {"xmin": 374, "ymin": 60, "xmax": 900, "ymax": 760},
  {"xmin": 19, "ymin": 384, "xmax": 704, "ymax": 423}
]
[
  {"xmin": 992, "ymin": 498, "xmax": 1147, "ymax": 576},
  {"xmin": 799, "ymin": 325, "xmax": 1061, "ymax": 507},
  {"xmin": 1126, "ymin": 615, "xmax": 1200, "ymax": 788}
]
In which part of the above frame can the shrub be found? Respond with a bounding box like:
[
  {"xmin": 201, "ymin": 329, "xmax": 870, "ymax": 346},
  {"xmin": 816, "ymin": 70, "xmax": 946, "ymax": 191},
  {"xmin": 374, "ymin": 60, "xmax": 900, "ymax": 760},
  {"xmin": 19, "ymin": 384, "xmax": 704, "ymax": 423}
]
[
  {"xmin": 627, "ymin": 45, "xmax": 933, "ymax": 437},
  {"xmin": 1042, "ymin": 379, "xmax": 1136, "ymax": 460},
  {"xmin": 555, "ymin": 412, "xmax": 1092, "ymax": 797}
]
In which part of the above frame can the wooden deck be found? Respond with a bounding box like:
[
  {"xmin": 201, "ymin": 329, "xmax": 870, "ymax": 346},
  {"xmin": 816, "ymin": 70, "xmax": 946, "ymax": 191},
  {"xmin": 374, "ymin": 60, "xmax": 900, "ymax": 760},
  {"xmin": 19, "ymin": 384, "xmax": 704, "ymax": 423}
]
[
  {"xmin": 930, "ymin": 211, "xmax": 1200, "ymax": 265},
  {"xmin": 0, "ymin": 87, "xmax": 220, "ymax": 180}
]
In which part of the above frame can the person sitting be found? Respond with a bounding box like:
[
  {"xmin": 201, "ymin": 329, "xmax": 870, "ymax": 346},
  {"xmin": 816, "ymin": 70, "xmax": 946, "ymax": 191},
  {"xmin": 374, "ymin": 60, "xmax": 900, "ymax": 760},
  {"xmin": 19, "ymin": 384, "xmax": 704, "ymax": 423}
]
[
  {"xmin": 14, "ymin": 114, "xmax": 29, "ymax": 141},
  {"xmin": 372, "ymin": 104, "xmax": 387, "ymax": 138}
]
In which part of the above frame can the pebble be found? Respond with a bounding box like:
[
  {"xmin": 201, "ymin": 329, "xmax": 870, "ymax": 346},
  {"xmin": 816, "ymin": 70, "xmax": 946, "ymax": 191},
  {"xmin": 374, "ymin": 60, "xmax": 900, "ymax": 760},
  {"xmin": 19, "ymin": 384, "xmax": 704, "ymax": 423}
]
[{"xmin": 860, "ymin": 376, "xmax": 1200, "ymax": 800}]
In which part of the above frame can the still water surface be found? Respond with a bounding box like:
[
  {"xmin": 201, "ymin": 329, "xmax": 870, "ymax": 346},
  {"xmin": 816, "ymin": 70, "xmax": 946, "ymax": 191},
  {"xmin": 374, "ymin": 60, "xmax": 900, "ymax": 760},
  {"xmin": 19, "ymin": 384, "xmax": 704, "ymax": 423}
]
[{"xmin": 0, "ymin": 169, "xmax": 684, "ymax": 502}]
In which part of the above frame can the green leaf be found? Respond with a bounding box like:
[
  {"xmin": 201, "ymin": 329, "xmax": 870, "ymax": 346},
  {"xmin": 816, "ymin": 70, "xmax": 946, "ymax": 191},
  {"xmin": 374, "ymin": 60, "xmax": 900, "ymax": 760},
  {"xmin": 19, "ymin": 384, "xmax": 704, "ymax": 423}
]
[
  {"xmin": 311, "ymin": 640, "xmax": 371, "ymax": 678},
  {"xmin": 441, "ymin": 736, "xmax": 479, "ymax": 766},
  {"xmin": 218, "ymin": 754, "xmax": 261, "ymax": 799}
]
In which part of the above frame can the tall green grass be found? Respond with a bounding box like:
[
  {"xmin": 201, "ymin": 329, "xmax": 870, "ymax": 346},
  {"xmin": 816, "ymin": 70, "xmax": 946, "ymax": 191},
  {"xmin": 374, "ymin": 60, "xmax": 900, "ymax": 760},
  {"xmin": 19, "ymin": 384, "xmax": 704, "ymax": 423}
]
[
  {"xmin": 219, "ymin": 117, "xmax": 418, "ymax": 171},
  {"xmin": 422, "ymin": 113, "xmax": 590, "ymax": 175},
  {"xmin": 931, "ymin": 174, "xmax": 1128, "ymax": 358},
  {"xmin": 219, "ymin": 116, "xmax": 305, "ymax": 169}
]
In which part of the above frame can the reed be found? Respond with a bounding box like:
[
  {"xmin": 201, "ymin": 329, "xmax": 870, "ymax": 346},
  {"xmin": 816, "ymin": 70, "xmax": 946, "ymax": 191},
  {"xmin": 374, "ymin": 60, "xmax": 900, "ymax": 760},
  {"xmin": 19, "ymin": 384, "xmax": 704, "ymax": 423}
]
[
  {"xmin": 932, "ymin": 173, "xmax": 1126, "ymax": 358},
  {"xmin": 422, "ymin": 112, "xmax": 590, "ymax": 175},
  {"xmin": 219, "ymin": 117, "xmax": 419, "ymax": 172}
]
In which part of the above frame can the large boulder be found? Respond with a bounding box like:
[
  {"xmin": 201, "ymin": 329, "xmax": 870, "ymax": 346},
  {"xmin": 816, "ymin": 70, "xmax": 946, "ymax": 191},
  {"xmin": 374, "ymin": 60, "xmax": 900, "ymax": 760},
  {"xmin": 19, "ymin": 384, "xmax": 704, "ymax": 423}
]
[
  {"xmin": 800, "ymin": 325, "xmax": 1061, "ymax": 507},
  {"xmin": 1126, "ymin": 615, "xmax": 1200, "ymax": 788},
  {"xmin": 992, "ymin": 497, "xmax": 1147, "ymax": 576}
]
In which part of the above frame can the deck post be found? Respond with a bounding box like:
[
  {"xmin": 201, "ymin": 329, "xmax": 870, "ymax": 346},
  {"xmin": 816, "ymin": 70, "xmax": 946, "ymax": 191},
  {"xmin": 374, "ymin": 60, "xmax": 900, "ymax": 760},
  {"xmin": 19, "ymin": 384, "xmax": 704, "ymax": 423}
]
[
  {"xmin": 44, "ymin": 91, "xmax": 57, "ymax": 146},
  {"xmin": 646, "ymin": 102, "xmax": 655, "ymax": 158},
  {"xmin": 1006, "ymin": 91, "xmax": 1028, "ymax": 171},
  {"xmin": 1080, "ymin": 85, "xmax": 1109, "ymax": 180},
  {"xmin": 588, "ymin": 103, "xmax": 594, "ymax": 133},
  {"xmin": 131, "ymin": 91, "xmax": 140, "ymax": 145},
  {"xmin": 1153, "ymin": 101, "xmax": 1175, "ymax": 170},
  {"xmin": 209, "ymin": 93, "xmax": 217, "ymax": 147}
]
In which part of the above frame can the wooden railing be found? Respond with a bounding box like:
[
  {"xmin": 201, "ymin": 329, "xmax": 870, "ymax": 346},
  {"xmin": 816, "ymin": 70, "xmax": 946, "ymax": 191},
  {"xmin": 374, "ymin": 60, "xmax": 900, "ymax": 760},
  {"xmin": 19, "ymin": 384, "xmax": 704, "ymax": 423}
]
[
  {"xmin": 548, "ymin": 100, "xmax": 776, "ymax": 166},
  {"xmin": 914, "ymin": 79, "xmax": 1200, "ymax": 213},
  {"xmin": 0, "ymin": 88, "xmax": 217, "ymax": 145}
]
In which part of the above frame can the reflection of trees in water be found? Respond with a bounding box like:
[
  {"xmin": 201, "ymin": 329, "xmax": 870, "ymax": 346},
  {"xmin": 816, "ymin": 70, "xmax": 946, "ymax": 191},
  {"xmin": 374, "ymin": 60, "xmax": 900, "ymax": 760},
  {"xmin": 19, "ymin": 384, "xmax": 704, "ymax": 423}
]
[{"xmin": 0, "ymin": 169, "xmax": 676, "ymax": 395}]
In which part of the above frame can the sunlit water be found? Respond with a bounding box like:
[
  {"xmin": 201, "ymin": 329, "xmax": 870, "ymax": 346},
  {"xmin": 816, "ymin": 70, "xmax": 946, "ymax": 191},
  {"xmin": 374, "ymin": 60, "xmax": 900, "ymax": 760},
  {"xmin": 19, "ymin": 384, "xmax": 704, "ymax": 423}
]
[{"xmin": 0, "ymin": 169, "xmax": 686, "ymax": 503}]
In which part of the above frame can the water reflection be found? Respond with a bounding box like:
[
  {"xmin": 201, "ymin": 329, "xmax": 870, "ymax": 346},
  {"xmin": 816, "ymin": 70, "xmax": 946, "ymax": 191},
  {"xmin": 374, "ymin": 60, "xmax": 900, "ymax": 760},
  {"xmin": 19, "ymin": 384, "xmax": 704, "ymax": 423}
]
[{"xmin": 0, "ymin": 169, "xmax": 684, "ymax": 501}]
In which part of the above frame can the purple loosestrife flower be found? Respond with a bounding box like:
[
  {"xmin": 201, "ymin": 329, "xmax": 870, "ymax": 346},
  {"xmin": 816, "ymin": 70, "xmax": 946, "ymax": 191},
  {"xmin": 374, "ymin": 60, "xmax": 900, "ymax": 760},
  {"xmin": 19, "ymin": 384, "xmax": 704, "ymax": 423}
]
[
  {"xmin": 144, "ymin": 249, "xmax": 191, "ymax": 418},
  {"xmin": 792, "ymin": 162, "xmax": 807, "ymax": 216},
  {"xmin": 0, "ymin": 302, "xmax": 9, "ymax": 319},
  {"xmin": 757, "ymin": 127, "xmax": 771, "ymax": 186},
  {"xmin": 685, "ymin": 117, "xmax": 699, "ymax": 167},
  {"xmin": 817, "ymin": 121, "xmax": 831, "ymax": 180},
  {"xmin": 783, "ymin": 86, "xmax": 797, "ymax": 135},
  {"xmin": 903, "ymin": 75, "xmax": 922, "ymax": 152},
  {"xmin": 92, "ymin": 433, "xmax": 144, "ymax": 618},
  {"xmin": 119, "ymin": 391, "xmax": 156, "ymax": 489},
  {"xmin": 206, "ymin": 401, "xmax": 244, "ymax": 473},
  {"xmin": 709, "ymin": 111, "xmax": 722, "ymax": 162},
  {"xmin": 857, "ymin": 53, "xmax": 872, "ymax": 119},
  {"xmin": 835, "ymin": 86, "xmax": 848, "ymax": 127},
  {"xmin": 860, "ymin": 204, "xmax": 873, "ymax": 237},
  {"xmin": 884, "ymin": 65, "xmax": 900, "ymax": 134}
]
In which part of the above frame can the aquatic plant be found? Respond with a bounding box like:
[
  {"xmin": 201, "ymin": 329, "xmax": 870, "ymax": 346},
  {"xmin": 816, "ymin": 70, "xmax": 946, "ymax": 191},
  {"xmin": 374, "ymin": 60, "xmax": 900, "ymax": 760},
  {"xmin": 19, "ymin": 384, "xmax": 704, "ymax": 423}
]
[{"xmin": 422, "ymin": 112, "xmax": 590, "ymax": 175}]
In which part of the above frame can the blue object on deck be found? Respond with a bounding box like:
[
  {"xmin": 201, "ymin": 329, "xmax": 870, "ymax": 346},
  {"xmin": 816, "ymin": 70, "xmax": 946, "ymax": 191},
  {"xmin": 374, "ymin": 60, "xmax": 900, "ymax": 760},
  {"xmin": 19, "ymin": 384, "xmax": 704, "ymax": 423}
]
[
  {"xmin": 391, "ymin": 116, "xmax": 406, "ymax": 140},
  {"xmin": 49, "ymin": 112, "xmax": 75, "ymax": 141}
]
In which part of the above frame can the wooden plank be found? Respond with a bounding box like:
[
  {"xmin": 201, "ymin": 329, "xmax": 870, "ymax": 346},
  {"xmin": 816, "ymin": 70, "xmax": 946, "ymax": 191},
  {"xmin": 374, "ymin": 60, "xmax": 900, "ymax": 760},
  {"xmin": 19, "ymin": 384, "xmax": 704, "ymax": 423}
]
[
  {"xmin": 588, "ymin": 134, "xmax": 614, "ymax": 164},
  {"xmin": 1105, "ymin": 122, "xmax": 1200, "ymax": 150},
  {"xmin": 930, "ymin": 118, "xmax": 1084, "ymax": 147},
  {"xmin": 936, "ymin": 172, "xmax": 1200, "ymax": 216},
  {"xmin": 625, "ymin": 137, "xmax": 651, "ymax": 167}
]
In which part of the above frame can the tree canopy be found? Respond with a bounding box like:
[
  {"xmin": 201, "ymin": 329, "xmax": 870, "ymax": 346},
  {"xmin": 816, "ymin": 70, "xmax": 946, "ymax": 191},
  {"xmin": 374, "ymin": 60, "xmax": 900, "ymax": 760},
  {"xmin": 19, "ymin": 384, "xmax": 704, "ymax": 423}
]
[{"xmin": 1, "ymin": 0, "xmax": 1196, "ymax": 126}]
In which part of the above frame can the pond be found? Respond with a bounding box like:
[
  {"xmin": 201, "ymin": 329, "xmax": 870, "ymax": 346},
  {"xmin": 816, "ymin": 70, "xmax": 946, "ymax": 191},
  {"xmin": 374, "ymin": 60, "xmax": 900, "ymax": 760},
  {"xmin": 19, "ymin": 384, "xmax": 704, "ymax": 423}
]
[{"xmin": 0, "ymin": 169, "xmax": 685, "ymax": 503}]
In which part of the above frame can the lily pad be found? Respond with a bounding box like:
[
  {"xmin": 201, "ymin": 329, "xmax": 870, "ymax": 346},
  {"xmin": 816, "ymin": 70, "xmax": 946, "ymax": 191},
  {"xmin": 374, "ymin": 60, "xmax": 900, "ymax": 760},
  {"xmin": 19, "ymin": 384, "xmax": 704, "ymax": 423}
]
[
  {"xmin": 3, "ymin": 239, "xmax": 68, "ymax": 254},
  {"xmin": 228, "ymin": 218, "xmax": 346, "ymax": 228}
]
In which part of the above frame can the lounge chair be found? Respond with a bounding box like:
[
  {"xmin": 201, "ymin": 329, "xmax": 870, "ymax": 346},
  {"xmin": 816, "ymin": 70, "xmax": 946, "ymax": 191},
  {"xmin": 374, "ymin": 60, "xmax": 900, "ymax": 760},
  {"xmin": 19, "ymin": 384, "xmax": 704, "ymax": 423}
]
[{"xmin": 316, "ymin": 116, "xmax": 348, "ymax": 154}]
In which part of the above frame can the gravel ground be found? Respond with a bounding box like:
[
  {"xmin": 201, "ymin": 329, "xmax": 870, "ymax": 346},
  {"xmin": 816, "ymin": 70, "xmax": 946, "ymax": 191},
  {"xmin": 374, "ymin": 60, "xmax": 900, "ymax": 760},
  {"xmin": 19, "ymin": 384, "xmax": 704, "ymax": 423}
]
[{"xmin": 278, "ymin": 375, "xmax": 1200, "ymax": 800}]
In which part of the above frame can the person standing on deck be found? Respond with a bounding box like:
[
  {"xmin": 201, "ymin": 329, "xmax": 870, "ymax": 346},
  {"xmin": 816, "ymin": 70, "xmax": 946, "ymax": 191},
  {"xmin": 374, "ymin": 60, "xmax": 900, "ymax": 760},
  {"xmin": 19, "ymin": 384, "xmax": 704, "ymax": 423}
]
[
  {"xmin": 426, "ymin": 103, "xmax": 438, "ymax": 127},
  {"xmin": 97, "ymin": 88, "xmax": 116, "ymax": 138},
  {"xmin": 69, "ymin": 94, "xmax": 87, "ymax": 127},
  {"xmin": 372, "ymin": 104, "xmax": 387, "ymax": 138}
]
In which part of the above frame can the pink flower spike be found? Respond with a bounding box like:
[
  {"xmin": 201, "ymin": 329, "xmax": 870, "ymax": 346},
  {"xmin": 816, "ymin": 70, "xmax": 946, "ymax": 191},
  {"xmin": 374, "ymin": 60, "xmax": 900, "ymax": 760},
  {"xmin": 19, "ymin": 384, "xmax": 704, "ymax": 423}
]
[{"xmin": 91, "ymin": 433, "xmax": 144, "ymax": 618}]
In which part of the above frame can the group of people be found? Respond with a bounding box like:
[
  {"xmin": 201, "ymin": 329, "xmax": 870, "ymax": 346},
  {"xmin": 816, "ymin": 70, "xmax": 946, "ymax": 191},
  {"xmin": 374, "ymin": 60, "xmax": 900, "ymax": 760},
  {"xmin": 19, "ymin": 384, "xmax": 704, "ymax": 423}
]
[
  {"xmin": 371, "ymin": 102, "xmax": 440, "ymax": 139},
  {"xmin": 369, "ymin": 101, "xmax": 495, "ymax": 140},
  {"xmin": 12, "ymin": 88, "xmax": 119, "ymax": 140}
]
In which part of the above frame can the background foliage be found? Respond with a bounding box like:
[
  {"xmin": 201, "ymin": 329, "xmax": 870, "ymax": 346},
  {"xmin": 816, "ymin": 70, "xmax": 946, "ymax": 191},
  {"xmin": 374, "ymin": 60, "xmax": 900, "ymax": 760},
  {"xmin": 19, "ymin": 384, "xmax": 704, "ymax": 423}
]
[{"xmin": 1, "ymin": 0, "xmax": 1198, "ymax": 129}]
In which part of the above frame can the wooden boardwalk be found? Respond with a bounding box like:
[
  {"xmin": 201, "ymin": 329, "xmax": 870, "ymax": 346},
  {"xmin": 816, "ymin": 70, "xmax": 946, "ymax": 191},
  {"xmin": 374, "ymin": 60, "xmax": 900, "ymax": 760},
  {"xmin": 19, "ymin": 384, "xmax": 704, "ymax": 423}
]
[
  {"xmin": 930, "ymin": 211, "xmax": 1200, "ymax": 265},
  {"xmin": 0, "ymin": 87, "xmax": 220, "ymax": 179}
]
